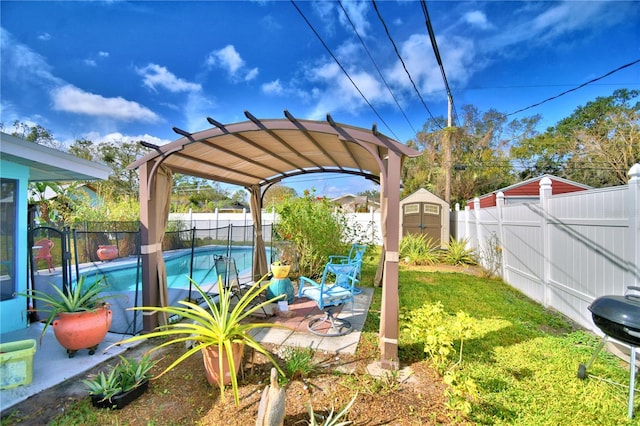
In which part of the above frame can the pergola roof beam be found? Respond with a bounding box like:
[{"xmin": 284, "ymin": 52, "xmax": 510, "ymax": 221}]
[
  {"xmin": 326, "ymin": 114, "xmax": 367, "ymax": 174},
  {"xmin": 284, "ymin": 110, "xmax": 345, "ymax": 173},
  {"xmin": 245, "ymin": 110, "xmax": 327, "ymax": 171}
]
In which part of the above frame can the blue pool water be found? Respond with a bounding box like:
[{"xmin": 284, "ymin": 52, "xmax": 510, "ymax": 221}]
[
  {"xmin": 82, "ymin": 246, "xmax": 254, "ymax": 293},
  {"xmin": 71, "ymin": 245, "xmax": 258, "ymax": 334}
]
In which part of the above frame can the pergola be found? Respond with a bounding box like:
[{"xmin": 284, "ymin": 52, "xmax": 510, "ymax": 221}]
[{"xmin": 128, "ymin": 110, "xmax": 420, "ymax": 369}]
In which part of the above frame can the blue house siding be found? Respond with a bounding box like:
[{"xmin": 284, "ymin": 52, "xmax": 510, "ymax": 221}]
[{"xmin": 0, "ymin": 160, "xmax": 29, "ymax": 334}]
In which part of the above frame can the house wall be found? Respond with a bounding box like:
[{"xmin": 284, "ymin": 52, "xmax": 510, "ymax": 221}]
[
  {"xmin": 454, "ymin": 166, "xmax": 640, "ymax": 334},
  {"xmin": 0, "ymin": 160, "xmax": 29, "ymax": 334}
]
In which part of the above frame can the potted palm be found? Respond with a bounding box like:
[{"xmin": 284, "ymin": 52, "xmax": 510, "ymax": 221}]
[
  {"xmin": 84, "ymin": 354, "xmax": 157, "ymax": 409},
  {"xmin": 111, "ymin": 274, "xmax": 288, "ymax": 406},
  {"xmin": 22, "ymin": 276, "xmax": 112, "ymax": 357}
]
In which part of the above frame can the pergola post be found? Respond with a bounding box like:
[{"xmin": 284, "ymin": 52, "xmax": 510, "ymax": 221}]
[
  {"xmin": 379, "ymin": 151, "xmax": 401, "ymax": 369},
  {"xmin": 139, "ymin": 161, "xmax": 159, "ymax": 332}
]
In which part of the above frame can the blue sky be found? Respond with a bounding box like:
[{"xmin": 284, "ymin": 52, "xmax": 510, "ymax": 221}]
[{"xmin": 1, "ymin": 1, "xmax": 639, "ymax": 198}]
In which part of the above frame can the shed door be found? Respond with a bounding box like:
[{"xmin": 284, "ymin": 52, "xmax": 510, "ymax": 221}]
[{"xmin": 402, "ymin": 202, "xmax": 441, "ymax": 245}]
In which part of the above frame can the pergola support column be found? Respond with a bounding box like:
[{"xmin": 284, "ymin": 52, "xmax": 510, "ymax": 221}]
[
  {"xmin": 139, "ymin": 161, "xmax": 159, "ymax": 332},
  {"xmin": 379, "ymin": 151, "xmax": 401, "ymax": 369}
]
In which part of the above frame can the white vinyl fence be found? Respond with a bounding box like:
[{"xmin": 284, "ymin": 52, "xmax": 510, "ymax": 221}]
[
  {"xmin": 169, "ymin": 208, "xmax": 383, "ymax": 245},
  {"xmin": 454, "ymin": 164, "xmax": 640, "ymax": 333}
]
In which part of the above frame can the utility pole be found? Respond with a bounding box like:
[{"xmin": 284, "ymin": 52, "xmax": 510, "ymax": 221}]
[{"xmin": 443, "ymin": 95, "xmax": 453, "ymax": 204}]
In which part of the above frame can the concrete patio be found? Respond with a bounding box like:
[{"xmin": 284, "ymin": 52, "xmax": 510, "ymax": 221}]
[{"xmin": 0, "ymin": 287, "xmax": 372, "ymax": 415}]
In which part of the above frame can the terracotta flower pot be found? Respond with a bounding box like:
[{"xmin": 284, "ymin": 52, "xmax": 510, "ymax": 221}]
[
  {"xmin": 52, "ymin": 305, "xmax": 112, "ymax": 354},
  {"xmin": 97, "ymin": 245, "xmax": 118, "ymax": 261},
  {"xmin": 270, "ymin": 264, "xmax": 290, "ymax": 279},
  {"xmin": 202, "ymin": 343, "xmax": 244, "ymax": 386}
]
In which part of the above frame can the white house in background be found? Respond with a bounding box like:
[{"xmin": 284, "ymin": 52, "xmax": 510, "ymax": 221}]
[
  {"xmin": 330, "ymin": 194, "xmax": 380, "ymax": 213},
  {"xmin": 0, "ymin": 132, "xmax": 110, "ymax": 334}
]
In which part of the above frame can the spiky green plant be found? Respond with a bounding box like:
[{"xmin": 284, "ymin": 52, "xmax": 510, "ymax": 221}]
[
  {"xmin": 110, "ymin": 275, "xmax": 287, "ymax": 406},
  {"xmin": 443, "ymin": 238, "xmax": 476, "ymax": 266},
  {"xmin": 399, "ymin": 233, "xmax": 441, "ymax": 265},
  {"xmin": 20, "ymin": 275, "xmax": 110, "ymax": 339}
]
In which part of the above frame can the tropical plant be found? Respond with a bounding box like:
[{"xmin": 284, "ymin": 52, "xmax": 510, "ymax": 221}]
[
  {"xmin": 399, "ymin": 234, "xmax": 440, "ymax": 265},
  {"xmin": 276, "ymin": 345, "xmax": 316, "ymax": 380},
  {"xmin": 307, "ymin": 393, "xmax": 358, "ymax": 426},
  {"xmin": 110, "ymin": 275, "xmax": 287, "ymax": 406},
  {"xmin": 83, "ymin": 354, "xmax": 157, "ymax": 402},
  {"xmin": 442, "ymin": 238, "xmax": 476, "ymax": 266},
  {"xmin": 20, "ymin": 276, "xmax": 110, "ymax": 338}
]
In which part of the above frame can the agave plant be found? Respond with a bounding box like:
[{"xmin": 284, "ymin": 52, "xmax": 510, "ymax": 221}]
[
  {"xmin": 111, "ymin": 274, "xmax": 288, "ymax": 406},
  {"xmin": 20, "ymin": 275, "xmax": 110, "ymax": 338}
]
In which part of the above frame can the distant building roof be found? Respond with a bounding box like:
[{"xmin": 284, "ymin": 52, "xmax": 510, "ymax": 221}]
[{"xmin": 467, "ymin": 174, "xmax": 591, "ymax": 209}]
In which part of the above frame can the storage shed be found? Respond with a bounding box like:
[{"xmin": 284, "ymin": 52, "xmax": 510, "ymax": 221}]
[
  {"xmin": 466, "ymin": 175, "xmax": 591, "ymax": 209},
  {"xmin": 400, "ymin": 188, "xmax": 450, "ymax": 248}
]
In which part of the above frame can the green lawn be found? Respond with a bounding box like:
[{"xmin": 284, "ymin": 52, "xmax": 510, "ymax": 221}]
[{"xmin": 358, "ymin": 253, "xmax": 640, "ymax": 425}]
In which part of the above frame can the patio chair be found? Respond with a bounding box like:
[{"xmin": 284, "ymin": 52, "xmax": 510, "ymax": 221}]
[
  {"xmin": 328, "ymin": 243, "xmax": 366, "ymax": 293},
  {"xmin": 34, "ymin": 238, "xmax": 54, "ymax": 272},
  {"xmin": 214, "ymin": 255, "xmax": 268, "ymax": 317},
  {"xmin": 298, "ymin": 260, "xmax": 360, "ymax": 336}
]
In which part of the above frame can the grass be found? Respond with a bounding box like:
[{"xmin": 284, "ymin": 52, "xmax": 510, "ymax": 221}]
[
  {"xmin": 10, "ymin": 247, "xmax": 640, "ymax": 425},
  {"xmin": 357, "ymin": 251, "xmax": 639, "ymax": 425}
]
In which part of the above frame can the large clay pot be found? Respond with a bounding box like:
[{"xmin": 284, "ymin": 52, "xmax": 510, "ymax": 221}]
[
  {"xmin": 97, "ymin": 245, "xmax": 118, "ymax": 261},
  {"xmin": 202, "ymin": 343, "xmax": 244, "ymax": 386},
  {"xmin": 52, "ymin": 305, "xmax": 112, "ymax": 354}
]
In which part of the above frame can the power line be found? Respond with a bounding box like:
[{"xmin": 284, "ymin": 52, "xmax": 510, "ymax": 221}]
[
  {"xmin": 290, "ymin": 0, "xmax": 401, "ymax": 140},
  {"xmin": 507, "ymin": 58, "xmax": 640, "ymax": 116},
  {"xmin": 337, "ymin": 0, "xmax": 418, "ymax": 136},
  {"xmin": 420, "ymin": 0, "xmax": 459, "ymax": 127},
  {"xmin": 371, "ymin": 0, "xmax": 442, "ymax": 128}
]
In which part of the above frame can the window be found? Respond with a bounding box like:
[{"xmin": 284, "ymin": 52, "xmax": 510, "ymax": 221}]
[
  {"xmin": 404, "ymin": 204, "xmax": 420, "ymax": 215},
  {"xmin": 0, "ymin": 179, "xmax": 17, "ymax": 300},
  {"xmin": 424, "ymin": 204, "xmax": 439, "ymax": 215}
]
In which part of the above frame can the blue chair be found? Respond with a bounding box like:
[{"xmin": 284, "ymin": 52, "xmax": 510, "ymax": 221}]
[
  {"xmin": 328, "ymin": 243, "xmax": 366, "ymax": 293},
  {"xmin": 298, "ymin": 261, "xmax": 360, "ymax": 336}
]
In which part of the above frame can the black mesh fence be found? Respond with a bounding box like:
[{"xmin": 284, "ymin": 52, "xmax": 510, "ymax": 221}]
[{"xmin": 28, "ymin": 222, "xmax": 276, "ymax": 336}]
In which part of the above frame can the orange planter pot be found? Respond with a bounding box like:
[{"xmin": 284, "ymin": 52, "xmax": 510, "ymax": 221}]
[
  {"xmin": 52, "ymin": 306, "xmax": 112, "ymax": 355},
  {"xmin": 202, "ymin": 343, "xmax": 244, "ymax": 386},
  {"xmin": 97, "ymin": 245, "xmax": 118, "ymax": 261}
]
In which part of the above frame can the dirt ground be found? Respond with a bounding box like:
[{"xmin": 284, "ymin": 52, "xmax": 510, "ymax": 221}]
[
  {"xmin": 2, "ymin": 333, "xmax": 468, "ymax": 426},
  {"xmin": 3, "ymin": 264, "xmax": 483, "ymax": 425}
]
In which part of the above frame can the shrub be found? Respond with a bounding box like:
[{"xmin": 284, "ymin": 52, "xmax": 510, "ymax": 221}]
[
  {"xmin": 443, "ymin": 238, "xmax": 476, "ymax": 266},
  {"xmin": 399, "ymin": 233, "xmax": 440, "ymax": 265},
  {"xmin": 274, "ymin": 190, "xmax": 348, "ymax": 278}
]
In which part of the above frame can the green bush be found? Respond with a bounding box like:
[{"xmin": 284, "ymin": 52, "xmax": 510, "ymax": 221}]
[
  {"xmin": 399, "ymin": 233, "xmax": 440, "ymax": 265},
  {"xmin": 274, "ymin": 190, "xmax": 348, "ymax": 278},
  {"xmin": 443, "ymin": 238, "xmax": 476, "ymax": 266}
]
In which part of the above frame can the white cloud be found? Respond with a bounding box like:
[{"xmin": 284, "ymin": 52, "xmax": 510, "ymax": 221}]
[
  {"xmin": 0, "ymin": 28, "xmax": 60, "ymax": 85},
  {"xmin": 80, "ymin": 131, "xmax": 171, "ymax": 147},
  {"xmin": 98, "ymin": 51, "xmax": 109, "ymax": 58},
  {"xmin": 136, "ymin": 63, "xmax": 201, "ymax": 93},
  {"xmin": 245, "ymin": 67, "xmax": 259, "ymax": 81},
  {"xmin": 206, "ymin": 45, "xmax": 259, "ymax": 83},
  {"xmin": 262, "ymin": 79, "xmax": 283, "ymax": 95},
  {"xmin": 338, "ymin": 0, "xmax": 370, "ymax": 36},
  {"xmin": 387, "ymin": 33, "xmax": 475, "ymax": 97},
  {"xmin": 207, "ymin": 45, "xmax": 244, "ymax": 74},
  {"xmin": 464, "ymin": 11, "xmax": 492, "ymax": 30},
  {"xmin": 51, "ymin": 84, "xmax": 159, "ymax": 122},
  {"xmin": 84, "ymin": 59, "xmax": 97, "ymax": 67},
  {"xmin": 37, "ymin": 32, "xmax": 51, "ymax": 41}
]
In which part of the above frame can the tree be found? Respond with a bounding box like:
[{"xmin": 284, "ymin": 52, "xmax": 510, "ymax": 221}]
[
  {"xmin": 404, "ymin": 105, "xmax": 517, "ymax": 206},
  {"xmin": 510, "ymin": 89, "xmax": 640, "ymax": 187},
  {"xmin": 263, "ymin": 184, "xmax": 297, "ymax": 209}
]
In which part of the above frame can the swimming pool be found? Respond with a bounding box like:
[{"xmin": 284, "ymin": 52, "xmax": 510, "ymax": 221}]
[
  {"xmin": 76, "ymin": 245, "xmax": 256, "ymax": 334},
  {"xmin": 83, "ymin": 245, "xmax": 254, "ymax": 292}
]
